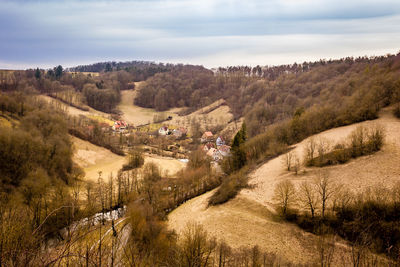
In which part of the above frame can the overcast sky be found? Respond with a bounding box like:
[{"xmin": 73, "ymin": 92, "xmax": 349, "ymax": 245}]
[{"xmin": 1, "ymin": 0, "xmax": 400, "ymax": 69}]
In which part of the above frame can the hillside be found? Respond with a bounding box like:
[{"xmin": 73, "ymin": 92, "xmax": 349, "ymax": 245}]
[{"xmin": 168, "ymin": 107, "xmax": 400, "ymax": 264}]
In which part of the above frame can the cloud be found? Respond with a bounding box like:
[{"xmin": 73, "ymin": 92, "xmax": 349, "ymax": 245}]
[{"xmin": 0, "ymin": 0, "xmax": 400, "ymax": 68}]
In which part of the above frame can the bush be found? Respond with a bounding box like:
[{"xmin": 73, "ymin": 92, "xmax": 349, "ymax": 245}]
[
  {"xmin": 394, "ymin": 105, "xmax": 400, "ymax": 118},
  {"xmin": 208, "ymin": 167, "xmax": 249, "ymax": 206},
  {"xmin": 306, "ymin": 125, "xmax": 384, "ymax": 167},
  {"xmin": 122, "ymin": 150, "xmax": 144, "ymax": 171}
]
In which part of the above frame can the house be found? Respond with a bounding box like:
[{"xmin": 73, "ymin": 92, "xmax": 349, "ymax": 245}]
[
  {"xmin": 202, "ymin": 142, "xmax": 215, "ymax": 152},
  {"xmin": 158, "ymin": 126, "xmax": 169, "ymax": 136},
  {"xmin": 172, "ymin": 127, "xmax": 188, "ymax": 138},
  {"xmin": 216, "ymin": 136, "xmax": 225, "ymax": 146},
  {"xmin": 218, "ymin": 145, "xmax": 231, "ymax": 157},
  {"xmin": 112, "ymin": 120, "xmax": 128, "ymax": 132},
  {"xmin": 201, "ymin": 131, "xmax": 214, "ymax": 143},
  {"xmin": 206, "ymin": 148, "xmax": 222, "ymax": 161}
]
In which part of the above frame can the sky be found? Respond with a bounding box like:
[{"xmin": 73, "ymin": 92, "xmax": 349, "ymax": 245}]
[{"xmin": 1, "ymin": 0, "xmax": 400, "ymax": 69}]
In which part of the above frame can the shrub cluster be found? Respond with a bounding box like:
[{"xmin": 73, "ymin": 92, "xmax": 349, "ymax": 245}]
[{"xmin": 306, "ymin": 126, "xmax": 384, "ymax": 167}]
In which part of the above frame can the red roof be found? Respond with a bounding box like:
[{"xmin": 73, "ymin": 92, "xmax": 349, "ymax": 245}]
[{"xmin": 202, "ymin": 131, "xmax": 213, "ymax": 137}]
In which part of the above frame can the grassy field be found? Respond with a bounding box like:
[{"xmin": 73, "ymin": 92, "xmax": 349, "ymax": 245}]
[
  {"xmin": 71, "ymin": 136, "xmax": 186, "ymax": 182},
  {"xmin": 168, "ymin": 99, "xmax": 234, "ymax": 133},
  {"xmin": 118, "ymin": 89, "xmax": 178, "ymax": 127},
  {"xmin": 72, "ymin": 136, "xmax": 127, "ymax": 182},
  {"xmin": 168, "ymin": 107, "xmax": 400, "ymax": 264}
]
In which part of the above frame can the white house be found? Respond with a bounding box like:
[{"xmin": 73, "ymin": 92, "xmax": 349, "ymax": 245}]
[
  {"xmin": 158, "ymin": 126, "xmax": 169, "ymax": 135},
  {"xmin": 216, "ymin": 136, "xmax": 225, "ymax": 146}
]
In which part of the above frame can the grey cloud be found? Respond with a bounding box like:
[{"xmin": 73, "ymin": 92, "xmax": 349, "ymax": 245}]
[{"xmin": 1, "ymin": 0, "xmax": 400, "ymax": 68}]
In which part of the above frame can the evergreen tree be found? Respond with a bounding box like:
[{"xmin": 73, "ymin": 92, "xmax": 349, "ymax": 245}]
[
  {"xmin": 54, "ymin": 65, "xmax": 63, "ymax": 79},
  {"xmin": 231, "ymin": 122, "xmax": 247, "ymax": 171},
  {"xmin": 105, "ymin": 63, "xmax": 112, "ymax": 72},
  {"xmin": 34, "ymin": 68, "xmax": 41, "ymax": 79}
]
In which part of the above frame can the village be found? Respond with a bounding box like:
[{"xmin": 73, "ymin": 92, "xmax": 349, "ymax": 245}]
[{"xmin": 109, "ymin": 119, "xmax": 231, "ymax": 162}]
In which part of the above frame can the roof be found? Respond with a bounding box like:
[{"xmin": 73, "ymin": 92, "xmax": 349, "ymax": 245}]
[
  {"xmin": 203, "ymin": 143, "xmax": 215, "ymax": 150},
  {"xmin": 203, "ymin": 131, "xmax": 213, "ymax": 137},
  {"xmin": 114, "ymin": 120, "xmax": 127, "ymax": 127}
]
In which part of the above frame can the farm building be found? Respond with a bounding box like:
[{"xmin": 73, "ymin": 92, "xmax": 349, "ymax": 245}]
[
  {"xmin": 217, "ymin": 145, "xmax": 231, "ymax": 157},
  {"xmin": 201, "ymin": 131, "xmax": 214, "ymax": 143},
  {"xmin": 172, "ymin": 127, "xmax": 188, "ymax": 138},
  {"xmin": 158, "ymin": 126, "xmax": 170, "ymax": 135},
  {"xmin": 202, "ymin": 142, "xmax": 215, "ymax": 152},
  {"xmin": 206, "ymin": 148, "xmax": 222, "ymax": 161},
  {"xmin": 216, "ymin": 136, "xmax": 225, "ymax": 146},
  {"xmin": 112, "ymin": 120, "xmax": 128, "ymax": 132}
]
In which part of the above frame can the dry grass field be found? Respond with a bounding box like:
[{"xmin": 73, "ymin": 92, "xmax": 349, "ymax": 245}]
[
  {"xmin": 72, "ymin": 136, "xmax": 127, "ymax": 182},
  {"xmin": 118, "ymin": 89, "xmax": 177, "ymax": 126},
  {"xmin": 72, "ymin": 136, "xmax": 186, "ymax": 182},
  {"xmin": 169, "ymin": 99, "xmax": 234, "ymax": 130},
  {"xmin": 168, "ymin": 107, "xmax": 400, "ymax": 264},
  {"xmin": 39, "ymin": 95, "xmax": 110, "ymax": 119}
]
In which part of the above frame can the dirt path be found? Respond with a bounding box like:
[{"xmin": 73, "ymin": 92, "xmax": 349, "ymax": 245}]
[{"xmin": 168, "ymin": 108, "xmax": 400, "ymax": 264}]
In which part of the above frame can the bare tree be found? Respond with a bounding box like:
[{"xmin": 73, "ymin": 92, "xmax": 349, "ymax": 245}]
[
  {"xmin": 292, "ymin": 153, "xmax": 301, "ymax": 175},
  {"xmin": 317, "ymin": 138, "xmax": 330, "ymax": 166},
  {"xmin": 317, "ymin": 235, "xmax": 336, "ymax": 267},
  {"xmin": 273, "ymin": 180, "xmax": 297, "ymax": 216},
  {"xmin": 314, "ymin": 171, "xmax": 335, "ymax": 218},
  {"xmin": 305, "ymin": 137, "xmax": 317, "ymax": 164},
  {"xmin": 283, "ymin": 151, "xmax": 294, "ymax": 171},
  {"xmin": 179, "ymin": 222, "xmax": 216, "ymax": 267},
  {"xmin": 299, "ymin": 181, "xmax": 318, "ymax": 218}
]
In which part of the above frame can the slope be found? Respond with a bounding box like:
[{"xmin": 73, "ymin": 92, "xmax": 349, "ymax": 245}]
[{"xmin": 168, "ymin": 108, "xmax": 400, "ymax": 264}]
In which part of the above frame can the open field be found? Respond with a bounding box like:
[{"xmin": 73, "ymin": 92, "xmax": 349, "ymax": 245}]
[
  {"xmin": 72, "ymin": 136, "xmax": 127, "ymax": 182},
  {"xmin": 72, "ymin": 136, "xmax": 186, "ymax": 182},
  {"xmin": 143, "ymin": 154, "xmax": 186, "ymax": 177},
  {"xmin": 118, "ymin": 89, "xmax": 178, "ymax": 126},
  {"xmin": 168, "ymin": 108, "xmax": 400, "ymax": 264}
]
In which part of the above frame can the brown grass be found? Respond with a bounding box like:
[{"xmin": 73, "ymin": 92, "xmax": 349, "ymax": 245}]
[
  {"xmin": 168, "ymin": 107, "xmax": 400, "ymax": 264},
  {"xmin": 118, "ymin": 89, "xmax": 178, "ymax": 126},
  {"xmin": 72, "ymin": 136, "xmax": 186, "ymax": 182}
]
